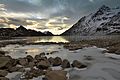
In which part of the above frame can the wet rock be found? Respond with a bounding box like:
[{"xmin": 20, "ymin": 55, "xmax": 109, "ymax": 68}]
[
  {"xmin": 44, "ymin": 70, "xmax": 67, "ymax": 80},
  {"xmin": 61, "ymin": 59, "xmax": 70, "ymax": 69},
  {"xmin": 53, "ymin": 57, "xmax": 62, "ymax": 66},
  {"xmin": 0, "ymin": 56, "xmax": 11, "ymax": 69},
  {"xmin": 48, "ymin": 57, "xmax": 54, "ymax": 65},
  {"xmin": 72, "ymin": 60, "xmax": 87, "ymax": 69},
  {"xmin": 0, "ymin": 77, "xmax": 9, "ymax": 80},
  {"xmin": 26, "ymin": 55, "xmax": 33, "ymax": 62},
  {"xmin": 0, "ymin": 70, "xmax": 8, "ymax": 77},
  {"xmin": 36, "ymin": 60, "xmax": 50, "ymax": 70},
  {"xmin": 18, "ymin": 58, "xmax": 28, "ymax": 66}
]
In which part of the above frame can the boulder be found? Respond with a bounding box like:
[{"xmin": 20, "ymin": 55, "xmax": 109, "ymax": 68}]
[
  {"xmin": 53, "ymin": 57, "xmax": 62, "ymax": 66},
  {"xmin": 36, "ymin": 60, "xmax": 50, "ymax": 69},
  {"xmin": 35, "ymin": 55, "xmax": 47, "ymax": 61},
  {"xmin": 27, "ymin": 61, "xmax": 35, "ymax": 68},
  {"xmin": 0, "ymin": 51, "xmax": 6, "ymax": 57},
  {"xmin": 26, "ymin": 55, "xmax": 33, "ymax": 62},
  {"xmin": 24, "ymin": 68, "xmax": 45, "ymax": 79},
  {"xmin": 44, "ymin": 70, "xmax": 67, "ymax": 80},
  {"xmin": 71, "ymin": 60, "xmax": 87, "ymax": 69},
  {"xmin": 0, "ymin": 56, "xmax": 11, "ymax": 69},
  {"xmin": 115, "ymin": 49, "xmax": 120, "ymax": 55},
  {"xmin": 0, "ymin": 70, "xmax": 8, "ymax": 77},
  {"xmin": 8, "ymin": 66, "xmax": 24, "ymax": 72},
  {"xmin": 0, "ymin": 77, "xmax": 9, "ymax": 80},
  {"xmin": 48, "ymin": 57, "xmax": 54, "ymax": 65},
  {"xmin": 18, "ymin": 58, "xmax": 28, "ymax": 66},
  {"xmin": 61, "ymin": 59, "xmax": 70, "ymax": 69}
]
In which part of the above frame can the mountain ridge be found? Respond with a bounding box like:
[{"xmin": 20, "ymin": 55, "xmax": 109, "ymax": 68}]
[{"xmin": 62, "ymin": 5, "xmax": 120, "ymax": 36}]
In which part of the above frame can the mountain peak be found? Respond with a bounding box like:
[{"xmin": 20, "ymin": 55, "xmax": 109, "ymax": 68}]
[
  {"xmin": 16, "ymin": 25, "xmax": 27, "ymax": 31},
  {"xmin": 99, "ymin": 5, "xmax": 111, "ymax": 12}
]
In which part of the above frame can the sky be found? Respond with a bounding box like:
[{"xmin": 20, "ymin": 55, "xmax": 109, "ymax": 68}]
[{"xmin": 0, "ymin": 0, "xmax": 120, "ymax": 34}]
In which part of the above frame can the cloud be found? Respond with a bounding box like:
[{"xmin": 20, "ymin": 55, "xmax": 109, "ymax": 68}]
[
  {"xmin": 89, "ymin": 0, "xmax": 94, "ymax": 2},
  {"xmin": 0, "ymin": 0, "xmax": 120, "ymax": 34}
]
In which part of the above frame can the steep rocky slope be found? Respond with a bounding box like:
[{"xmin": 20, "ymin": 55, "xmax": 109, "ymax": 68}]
[{"xmin": 62, "ymin": 5, "xmax": 120, "ymax": 36}]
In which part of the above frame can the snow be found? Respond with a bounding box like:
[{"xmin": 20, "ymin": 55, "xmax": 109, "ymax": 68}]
[{"xmin": 2, "ymin": 44, "xmax": 120, "ymax": 80}]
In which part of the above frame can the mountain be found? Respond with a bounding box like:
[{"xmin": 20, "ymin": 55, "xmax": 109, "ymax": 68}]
[
  {"xmin": 62, "ymin": 5, "xmax": 120, "ymax": 36},
  {"xmin": 0, "ymin": 25, "xmax": 53, "ymax": 37},
  {"xmin": 43, "ymin": 31, "xmax": 54, "ymax": 36}
]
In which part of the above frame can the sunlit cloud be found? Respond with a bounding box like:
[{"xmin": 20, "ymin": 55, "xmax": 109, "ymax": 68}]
[{"xmin": 0, "ymin": 0, "xmax": 120, "ymax": 34}]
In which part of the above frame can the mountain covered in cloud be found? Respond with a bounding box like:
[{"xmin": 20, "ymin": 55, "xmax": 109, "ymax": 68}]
[
  {"xmin": 0, "ymin": 25, "xmax": 53, "ymax": 37},
  {"xmin": 62, "ymin": 5, "xmax": 120, "ymax": 36}
]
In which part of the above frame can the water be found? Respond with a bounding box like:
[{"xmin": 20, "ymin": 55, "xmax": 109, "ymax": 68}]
[
  {"xmin": 0, "ymin": 35, "xmax": 120, "ymax": 80},
  {"xmin": 1, "ymin": 35, "xmax": 119, "ymax": 44}
]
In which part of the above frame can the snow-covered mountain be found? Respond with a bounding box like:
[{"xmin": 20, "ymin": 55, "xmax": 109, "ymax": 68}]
[{"xmin": 62, "ymin": 5, "xmax": 120, "ymax": 36}]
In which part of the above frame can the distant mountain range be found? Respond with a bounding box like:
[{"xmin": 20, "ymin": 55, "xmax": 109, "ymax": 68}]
[
  {"xmin": 0, "ymin": 25, "xmax": 53, "ymax": 37},
  {"xmin": 62, "ymin": 5, "xmax": 120, "ymax": 36}
]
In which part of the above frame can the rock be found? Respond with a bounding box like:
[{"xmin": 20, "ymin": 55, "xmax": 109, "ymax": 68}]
[
  {"xmin": 115, "ymin": 49, "xmax": 120, "ymax": 55},
  {"xmin": 36, "ymin": 60, "xmax": 50, "ymax": 70},
  {"xmin": 0, "ymin": 56, "xmax": 11, "ymax": 69},
  {"xmin": 107, "ymin": 47, "xmax": 118, "ymax": 53},
  {"xmin": 18, "ymin": 58, "xmax": 28, "ymax": 66},
  {"xmin": 50, "ymin": 51, "xmax": 58, "ymax": 54},
  {"xmin": 0, "ymin": 77, "xmax": 9, "ymax": 80},
  {"xmin": 0, "ymin": 51, "xmax": 6, "ymax": 57},
  {"xmin": 72, "ymin": 60, "xmax": 87, "ymax": 69},
  {"xmin": 40, "ymin": 52, "xmax": 45, "ymax": 57},
  {"xmin": 34, "ymin": 55, "xmax": 47, "ymax": 61},
  {"xmin": 8, "ymin": 66, "xmax": 23, "ymax": 72},
  {"xmin": 0, "ymin": 70, "xmax": 8, "ymax": 77},
  {"xmin": 44, "ymin": 70, "xmax": 67, "ymax": 80},
  {"xmin": 61, "ymin": 59, "xmax": 70, "ymax": 69},
  {"xmin": 24, "ymin": 68, "xmax": 45, "ymax": 79},
  {"xmin": 48, "ymin": 57, "xmax": 54, "ymax": 65},
  {"xmin": 27, "ymin": 61, "xmax": 35, "ymax": 68},
  {"xmin": 26, "ymin": 55, "xmax": 33, "ymax": 62},
  {"xmin": 53, "ymin": 57, "xmax": 62, "ymax": 66}
]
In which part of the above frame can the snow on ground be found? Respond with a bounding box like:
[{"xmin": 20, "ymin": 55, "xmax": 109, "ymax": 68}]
[{"xmin": 1, "ymin": 45, "xmax": 120, "ymax": 80}]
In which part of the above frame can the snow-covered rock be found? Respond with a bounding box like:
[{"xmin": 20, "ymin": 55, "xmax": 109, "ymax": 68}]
[{"xmin": 62, "ymin": 5, "xmax": 120, "ymax": 36}]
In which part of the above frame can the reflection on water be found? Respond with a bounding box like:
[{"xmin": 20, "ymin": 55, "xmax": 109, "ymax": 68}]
[
  {"xmin": 23, "ymin": 35, "xmax": 120, "ymax": 43},
  {"xmin": 25, "ymin": 36, "xmax": 69, "ymax": 43}
]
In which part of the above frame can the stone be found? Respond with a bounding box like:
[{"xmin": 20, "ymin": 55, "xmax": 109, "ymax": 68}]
[
  {"xmin": 115, "ymin": 49, "xmax": 120, "ymax": 55},
  {"xmin": 0, "ymin": 70, "xmax": 8, "ymax": 77},
  {"xmin": 48, "ymin": 57, "xmax": 54, "ymax": 65},
  {"xmin": 24, "ymin": 68, "xmax": 45, "ymax": 79},
  {"xmin": 61, "ymin": 59, "xmax": 70, "ymax": 69},
  {"xmin": 18, "ymin": 58, "xmax": 28, "ymax": 66},
  {"xmin": 72, "ymin": 60, "xmax": 87, "ymax": 69},
  {"xmin": 26, "ymin": 55, "xmax": 33, "ymax": 62},
  {"xmin": 0, "ymin": 56, "xmax": 11, "ymax": 69},
  {"xmin": 36, "ymin": 60, "xmax": 50, "ymax": 69},
  {"xmin": 44, "ymin": 70, "xmax": 67, "ymax": 80},
  {"xmin": 8, "ymin": 66, "xmax": 23, "ymax": 72},
  {"xmin": 27, "ymin": 62, "xmax": 35, "ymax": 68},
  {"xmin": 0, "ymin": 77, "xmax": 9, "ymax": 80},
  {"xmin": 53, "ymin": 57, "xmax": 62, "ymax": 66}
]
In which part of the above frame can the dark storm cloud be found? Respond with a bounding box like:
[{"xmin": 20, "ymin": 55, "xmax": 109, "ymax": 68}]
[
  {"xmin": 0, "ymin": 0, "xmax": 120, "ymax": 34},
  {"xmin": 1, "ymin": 0, "xmax": 120, "ymax": 19}
]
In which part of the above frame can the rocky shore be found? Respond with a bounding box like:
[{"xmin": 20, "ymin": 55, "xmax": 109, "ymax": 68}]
[
  {"xmin": 0, "ymin": 37, "xmax": 120, "ymax": 80},
  {"xmin": 0, "ymin": 50, "xmax": 87, "ymax": 80}
]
